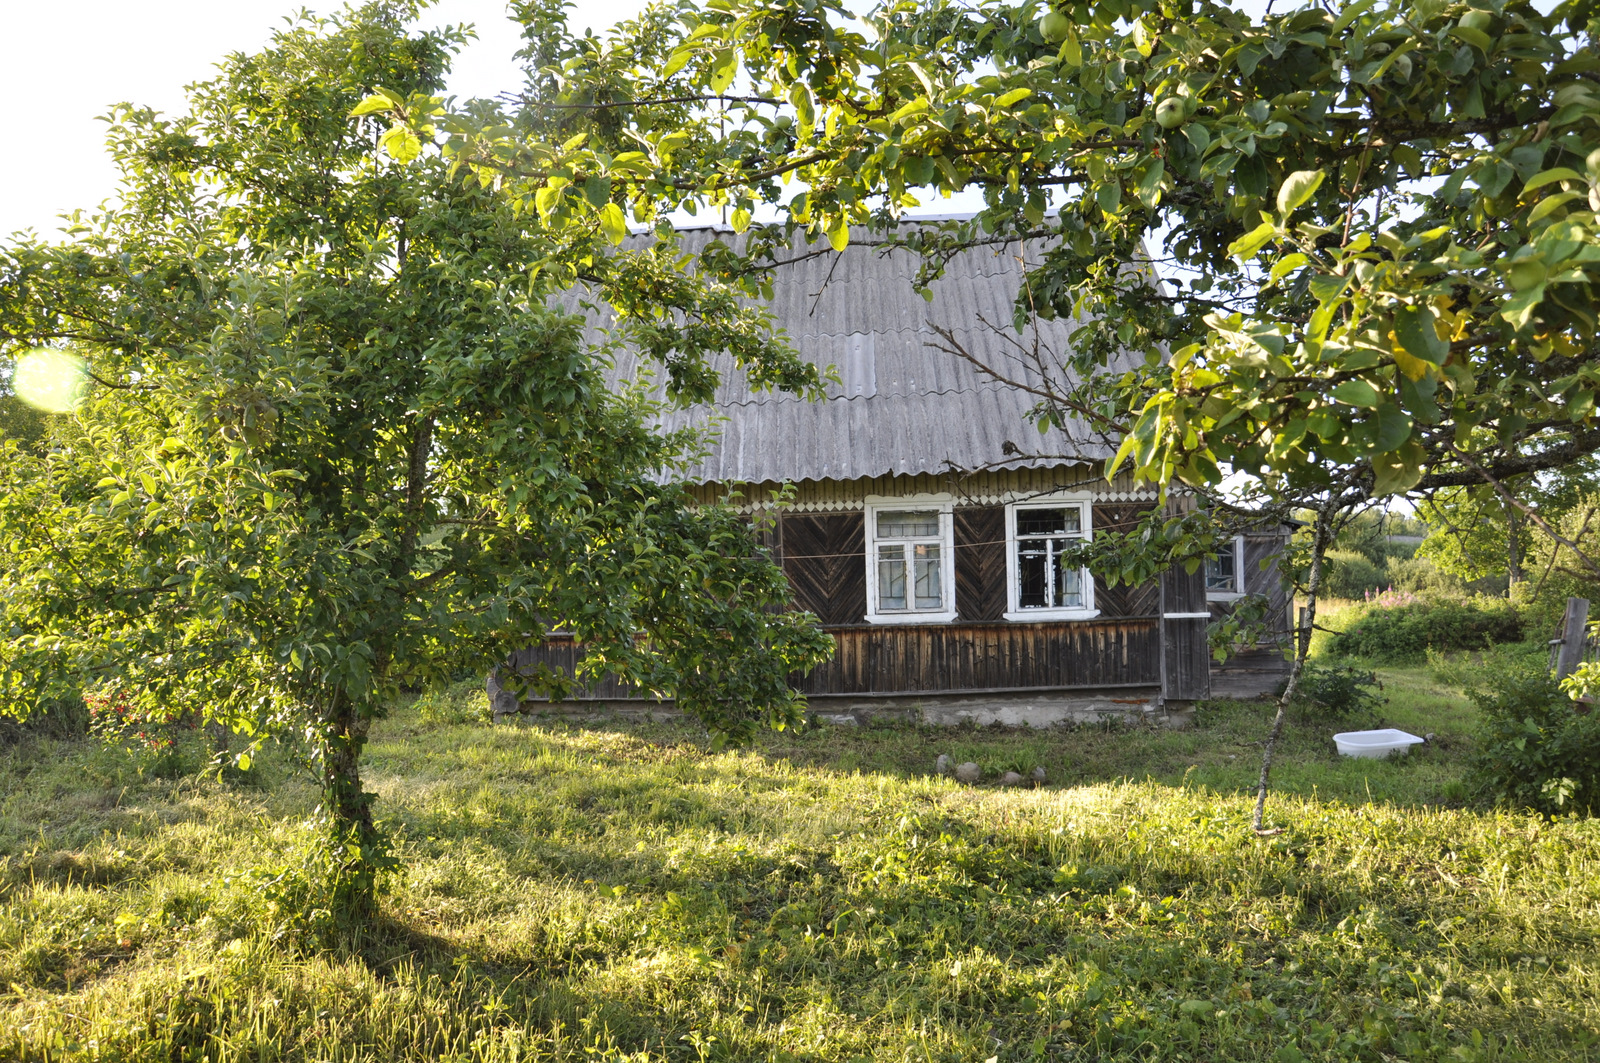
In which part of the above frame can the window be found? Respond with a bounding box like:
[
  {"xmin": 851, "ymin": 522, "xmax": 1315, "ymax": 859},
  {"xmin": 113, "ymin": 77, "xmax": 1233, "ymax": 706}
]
[
  {"xmin": 1004, "ymin": 498, "xmax": 1097, "ymax": 621},
  {"xmin": 864, "ymin": 498, "xmax": 956, "ymax": 624},
  {"xmin": 1205, "ymin": 536, "xmax": 1246, "ymax": 599}
]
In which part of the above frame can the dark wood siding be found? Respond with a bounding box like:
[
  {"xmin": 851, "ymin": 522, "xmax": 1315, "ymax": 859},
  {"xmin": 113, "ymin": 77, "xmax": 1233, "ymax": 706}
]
[
  {"xmin": 1243, "ymin": 533, "xmax": 1294, "ymax": 639},
  {"xmin": 779, "ymin": 512, "xmax": 866, "ymax": 626},
  {"xmin": 1095, "ymin": 575, "xmax": 1160, "ymax": 619},
  {"xmin": 1205, "ymin": 532, "xmax": 1295, "ymax": 644},
  {"xmin": 506, "ymin": 638, "xmax": 638, "ymax": 700},
  {"xmin": 510, "ymin": 619, "xmax": 1163, "ymax": 701},
  {"xmin": 800, "ymin": 620, "xmax": 1160, "ymax": 695},
  {"xmin": 1092, "ymin": 502, "xmax": 1154, "ymax": 536},
  {"xmin": 955, "ymin": 505, "xmax": 1007, "ymax": 621},
  {"xmin": 1160, "ymin": 562, "xmax": 1212, "ymax": 701}
]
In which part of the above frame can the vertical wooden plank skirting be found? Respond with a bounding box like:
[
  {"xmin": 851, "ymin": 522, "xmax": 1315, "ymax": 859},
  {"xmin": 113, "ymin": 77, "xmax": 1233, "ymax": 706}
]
[
  {"xmin": 512, "ymin": 620, "xmax": 1165, "ymax": 700},
  {"xmin": 1160, "ymin": 563, "xmax": 1212, "ymax": 702}
]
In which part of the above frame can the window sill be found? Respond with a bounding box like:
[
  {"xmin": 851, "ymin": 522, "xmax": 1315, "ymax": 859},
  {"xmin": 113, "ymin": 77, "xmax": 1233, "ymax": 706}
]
[
  {"xmin": 1205, "ymin": 591, "xmax": 1246, "ymax": 602},
  {"xmin": 1003, "ymin": 608, "xmax": 1101, "ymax": 623},
  {"xmin": 866, "ymin": 610, "xmax": 959, "ymax": 625}
]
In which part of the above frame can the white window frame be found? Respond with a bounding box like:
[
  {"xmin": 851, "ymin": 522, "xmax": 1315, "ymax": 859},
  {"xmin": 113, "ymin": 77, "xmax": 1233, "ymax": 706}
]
[
  {"xmin": 863, "ymin": 495, "xmax": 958, "ymax": 625},
  {"xmin": 1205, "ymin": 535, "xmax": 1247, "ymax": 601},
  {"xmin": 1003, "ymin": 494, "xmax": 1099, "ymax": 622}
]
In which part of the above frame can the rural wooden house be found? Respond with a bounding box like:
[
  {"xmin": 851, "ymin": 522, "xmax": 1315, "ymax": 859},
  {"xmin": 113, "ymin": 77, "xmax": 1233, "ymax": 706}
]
[{"xmin": 505, "ymin": 222, "xmax": 1292, "ymax": 726}]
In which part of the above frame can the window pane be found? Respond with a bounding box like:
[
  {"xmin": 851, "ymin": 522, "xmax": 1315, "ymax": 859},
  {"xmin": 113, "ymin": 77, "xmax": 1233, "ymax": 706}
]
[
  {"xmin": 913, "ymin": 543, "xmax": 942, "ymax": 609},
  {"xmin": 1054, "ymin": 551, "xmax": 1084, "ymax": 608},
  {"xmin": 1205, "ymin": 548, "xmax": 1237, "ymax": 592},
  {"xmin": 1018, "ymin": 543, "xmax": 1048, "ymax": 607},
  {"xmin": 1016, "ymin": 507, "xmax": 1069, "ymax": 537},
  {"xmin": 878, "ymin": 544, "xmax": 906, "ymax": 610},
  {"xmin": 877, "ymin": 509, "xmax": 941, "ymax": 538}
]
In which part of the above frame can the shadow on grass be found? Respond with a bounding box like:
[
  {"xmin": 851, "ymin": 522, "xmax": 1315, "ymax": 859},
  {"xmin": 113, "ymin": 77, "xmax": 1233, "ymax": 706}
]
[
  {"xmin": 7, "ymin": 699, "xmax": 1599, "ymax": 1062},
  {"xmin": 478, "ymin": 690, "xmax": 1475, "ymax": 815}
]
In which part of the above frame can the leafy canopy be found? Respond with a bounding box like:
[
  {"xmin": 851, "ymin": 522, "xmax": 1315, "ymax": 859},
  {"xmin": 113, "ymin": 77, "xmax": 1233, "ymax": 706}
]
[
  {"xmin": 410, "ymin": 0, "xmax": 1600, "ymax": 534},
  {"xmin": 0, "ymin": 1, "xmax": 832, "ymax": 903}
]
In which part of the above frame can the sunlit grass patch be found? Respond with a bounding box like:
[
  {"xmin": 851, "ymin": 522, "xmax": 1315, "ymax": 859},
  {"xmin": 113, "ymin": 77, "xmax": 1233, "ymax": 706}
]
[{"xmin": 3, "ymin": 677, "xmax": 1599, "ymax": 1060}]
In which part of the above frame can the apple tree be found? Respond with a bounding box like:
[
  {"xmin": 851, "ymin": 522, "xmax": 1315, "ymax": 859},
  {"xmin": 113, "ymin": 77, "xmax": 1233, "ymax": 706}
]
[{"xmin": 0, "ymin": 2, "xmax": 831, "ymax": 925}]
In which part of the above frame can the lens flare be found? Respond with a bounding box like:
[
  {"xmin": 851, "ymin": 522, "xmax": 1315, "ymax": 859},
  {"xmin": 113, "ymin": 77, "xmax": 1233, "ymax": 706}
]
[{"xmin": 13, "ymin": 349, "xmax": 87, "ymax": 413}]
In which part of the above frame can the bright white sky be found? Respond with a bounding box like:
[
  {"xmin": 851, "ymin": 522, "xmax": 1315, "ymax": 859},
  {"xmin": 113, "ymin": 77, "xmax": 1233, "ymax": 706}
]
[{"xmin": 2, "ymin": 1, "xmax": 652, "ymax": 238}]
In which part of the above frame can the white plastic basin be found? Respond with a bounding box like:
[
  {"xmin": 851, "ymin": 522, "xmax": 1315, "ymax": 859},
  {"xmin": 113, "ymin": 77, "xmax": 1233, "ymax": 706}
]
[{"xmin": 1333, "ymin": 729, "xmax": 1426, "ymax": 759}]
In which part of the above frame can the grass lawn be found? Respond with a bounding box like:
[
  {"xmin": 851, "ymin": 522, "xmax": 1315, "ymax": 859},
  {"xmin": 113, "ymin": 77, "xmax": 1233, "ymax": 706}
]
[{"xmin": 3, "ymin": 667, "xmax": 1598, "ymax": 1061}]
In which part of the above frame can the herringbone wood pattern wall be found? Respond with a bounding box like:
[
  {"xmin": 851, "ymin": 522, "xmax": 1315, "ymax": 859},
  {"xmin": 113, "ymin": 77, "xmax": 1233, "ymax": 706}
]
[
  {"xmin": 955, "ymin": 505, "xmax": 1007, "ymax": 621},
  {"xmin": 779, "ymin": 512, "xmax": 866, "ymax": 626},
  {"xmin": 1092, "ymin": 503, "xmax": 1160, "ymax": 618}
]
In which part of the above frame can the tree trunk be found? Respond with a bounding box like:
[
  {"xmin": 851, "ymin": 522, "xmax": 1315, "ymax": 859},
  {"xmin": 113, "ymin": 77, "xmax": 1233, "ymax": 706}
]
[
  {"xmin": 1252, "ymin": 505, "xmax": 1333, "ymax": 834},
  {"xmin": 1506, "ymin": 498, "xmax": 1523, "ymax": 594},
  {"xmin": 316, "ymin": 689, "xmax": 382, "ymax": 928}
]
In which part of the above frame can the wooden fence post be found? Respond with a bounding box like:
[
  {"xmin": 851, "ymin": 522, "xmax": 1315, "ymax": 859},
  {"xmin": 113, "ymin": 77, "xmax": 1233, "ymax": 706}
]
[{"xmin": 1554, "ymin": 597, "xmax": 1590, "ymax": 681}]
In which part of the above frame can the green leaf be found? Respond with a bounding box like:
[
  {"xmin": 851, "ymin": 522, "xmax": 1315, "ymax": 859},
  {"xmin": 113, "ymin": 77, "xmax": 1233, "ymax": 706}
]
[
  {"xmin": 1449, "ymin": 24, "xmax": 1493, "ymax": 51},
  {"xmin": 535, "ymin": 184, "xmax": 562, "ymax": 217},
  {"xmin": 1136, "ymin": 160, "xmax": 1164, "ymax": 209},
  {"xmin": 1331, "ymin": 0, "xmax": 1378, "ymax": 33},
  {"xmin": 1500, "ymin": 284, "xmax": 1545, "ymax": 329},
  {"xmin": 1228, "ymin": 220, "xmax": 1279, "ymax": 260},
  {"xmin": 1366, "ymin": 40, "xmax": 1419, "ymax": 83},
  {"xmin": 349, "ymin": 95, "xmax": 396, "ymax": 118},
  {"xmin": 1374, "ymin": 401, "xmax": 1414, "ymax": 452},
  {"xmin": 662, "ymin": 46, "xmax": 693, "ymax": 79},
  {"xmin": 730, "ymin": 207, "xmax": 752, "ymax": 233},
  {"xmin": 1372, "ymin": 439, "xmax": 1426, "ymax": 496},
  {"xmin": 709, "ymin": 48, "xmax": 737, "ymax": 94},
  {"xmin": 994, "ymin": 87, "xmax": 1033, "ymax": 108},
  {"xmin": 1060, "ymin": 31, "xmax": 1083, "ymax": 67},
  {"xmin": 379, "ymin": 125, "xmax": 423, "ymax": 164},
  {"xmin": 599, "ymin": 203, "xmax": 628, "ymax": 244},
  {"xmin": 1523, "ymin": 167, "xmax": 1584, "ymax": 194},
  {"xmin": 1331, "ymin": 378, "xmax": 1382, "ymax": 408},
  {"xmin": 825, "ymin": 214, "xmax": 849, "ymax": 252},
  {"xmin": 1475, "ymin": 159, "xmax": 1514, "ymax": 197},
  {"xmin": 1107, "ymin": 432, "xmax": 1139, "ymax": 481},
  {"xmin": 1393, "ymin": 305, "xmax": 1449, "ymax": 370},
  {"xmin": 1268, "ymin": 252, "xmax": 1308, "ymax": 283},
  {"xmin": 1529, "ymin": 190, "xmax": 1583, "ymax": 223},
  {"xmin": 1276, "ymin": 169, "xmax": 1326, "ymax": 216},
  {"xmin": 1097, "ymin": 180, "xmax": 1122, "ymax": 215}
]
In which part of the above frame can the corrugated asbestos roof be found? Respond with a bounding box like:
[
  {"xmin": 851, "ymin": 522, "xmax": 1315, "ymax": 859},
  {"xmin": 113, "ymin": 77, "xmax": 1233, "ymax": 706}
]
[{"xmin": 560, "ymin": 222, "xmax": 1119, "ymax": 485}]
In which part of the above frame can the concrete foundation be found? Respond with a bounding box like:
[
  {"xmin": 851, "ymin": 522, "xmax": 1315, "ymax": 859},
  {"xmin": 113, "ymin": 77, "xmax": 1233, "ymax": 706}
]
[{"xmin": 502, "ymin": 686, "xmax": 1191, "ymax": 730}]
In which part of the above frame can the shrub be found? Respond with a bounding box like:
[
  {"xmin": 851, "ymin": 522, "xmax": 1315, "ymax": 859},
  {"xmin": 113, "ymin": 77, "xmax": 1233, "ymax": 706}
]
[
  {"xmin": 1385, "ymin": 556, "xmax": 1461, "ymax": 595},
  {"xmin": 1427, "ymin": 641, "xmax": 1549, "ymax": 691},
  {"xmin": 1321, "ymin": 549, "xmax": 1385, "ymax": 600},
  {"xmin": 1293, "ymin": 663, "xmax": 1386, "ymax": 719},
  {"xmin": 1329, "ymin": 596, "xmax": 1522, "ymax": 663},
  {"xmin": 414, "ymin": 680, "xmax": 491, "ymax": 726},
  {"xmin": 1467, "ymin": 663, "xmax": 1600, "ymax": 816},
  {"xmin": 1384, "ymin": 538, "xmax": 1419, "ymax": 562}
]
